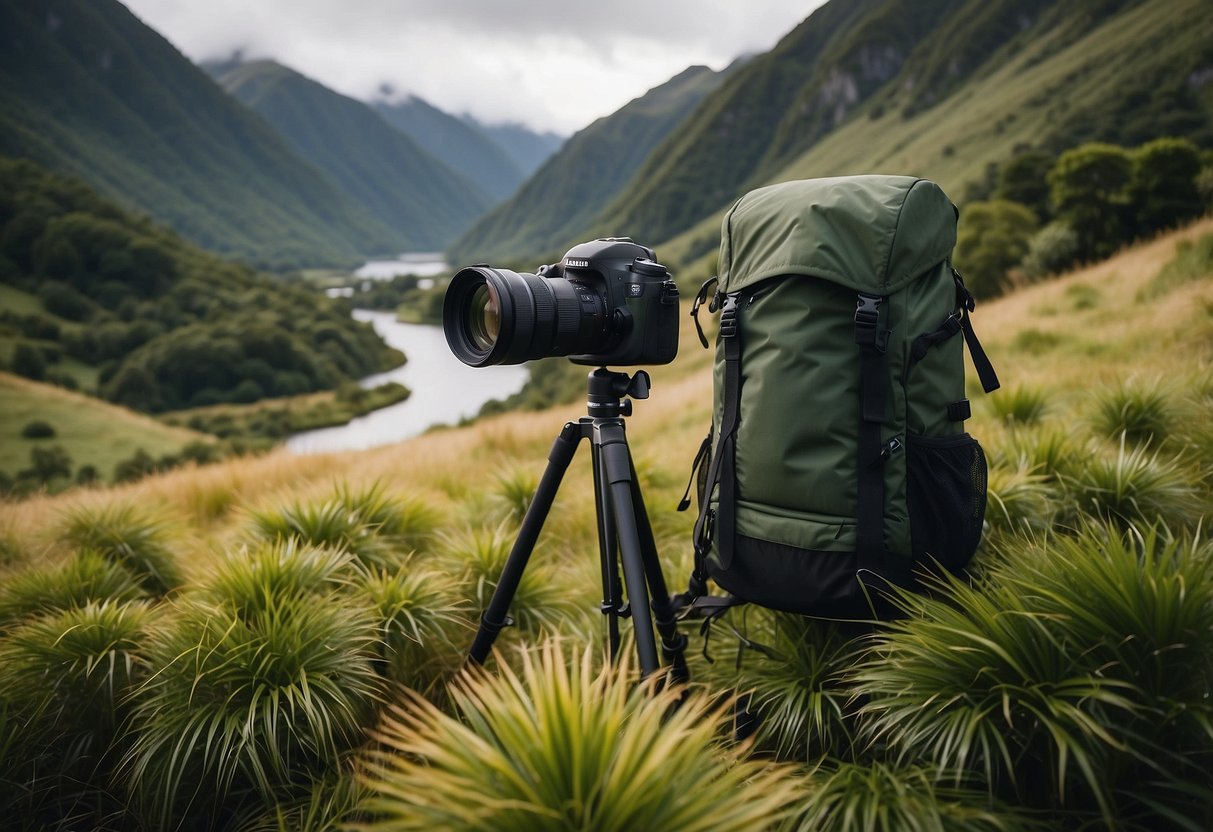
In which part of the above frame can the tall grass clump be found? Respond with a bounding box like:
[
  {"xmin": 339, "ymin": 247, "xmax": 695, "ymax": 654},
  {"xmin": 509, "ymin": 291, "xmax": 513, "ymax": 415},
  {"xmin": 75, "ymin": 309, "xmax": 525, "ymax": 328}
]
[
  {"xmin": 58, "ymin": 503, "xmax": 183, "ymax": 595},
  {"xmin": 708, "ymin": 611, "xmax": 865, "ymax": 763},
  {"xmin": 0, "ymin": 600, "xmax": 154, "ymax": 827},
  {"xmin": 787, "ymin": 762, "xmax": 1034, "ymax": 832},
  {"xmin": 124, "ymin": 593, "xmax": 383, "ymax": 829},
  {"xmin": 984, "ymin": 464, "xmax": 1056, "ymax": 538},
  {"xmin": 0, "ymin": 549, "xmax": 146, "ymax": 627},
  {"xmin": 200, "ymin": 538, "xmax": 356, "ymax": 614},
  {"xmin": 991, "ymin": 425, "xmax": 1081, "ymax": 483},
  {"xmin": 986, "ymin": 385, "xmax": 1049, "ymax": 426},
  {"xmin": 1089, "ymin": 379, "xmax": 1176, "ymax": 445},
  {"xmin": 437, "ymin": 522, "xmax": 581, "ymax": 637},
  {"xmin": 1063, "ymin": 436, "xmax": 1204, "ymax": 530},
  {"xmin": 856, "ymin": 525, "xmax": 1213, "ymax": 829},
  {"xmin": 359, "ymin": 640, "xmax": 803, "ymax": 831},
  {"xmin": 360, "ymin": 567, "xmax": 470, "ymax": 692},
  {"xmin": 248, "ymin": 482, "xmax": 441, "ymax": 570}
]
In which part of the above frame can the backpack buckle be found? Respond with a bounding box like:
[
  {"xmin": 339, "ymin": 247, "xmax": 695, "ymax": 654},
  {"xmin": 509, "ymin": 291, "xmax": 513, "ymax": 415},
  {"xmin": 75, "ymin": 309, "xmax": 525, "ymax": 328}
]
[
  {"xmin": 854, "ymin": 294, "xmax": 888, "ymax": 353},
  {"xmin": 719, "ymin": 296, "xmax": 739, "ymax": 339}
]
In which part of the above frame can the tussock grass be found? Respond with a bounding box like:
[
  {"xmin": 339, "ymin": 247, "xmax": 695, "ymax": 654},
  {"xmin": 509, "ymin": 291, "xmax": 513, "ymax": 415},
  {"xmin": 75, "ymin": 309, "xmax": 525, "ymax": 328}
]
[
  {"xmin": 788, "ymin": 762, "xmax": 1034, "ymax": 832},
  {"xmin": 0, "ymin": 549, "xmax": 147, "ymax": 627},
  {"xmin": 359, "ymin": 640, "xmax": 803, "ymax": 831},
  {"xmin": 987, "ymin": 385, "xmax": 1049, "ymax": 426},
  {"xmin": 1089, "ymin": 378, "xmax": 1176, "ymax": 446},
  {"xmin": 984, "ymin": 463, "xmax": 1056, "ymax": 537},
  {"xmin": 1063, "ymin": 436, "xmax": 1204, "ymax": 530},
  {"xmin": 58, "ymin": 502, "xmax": 183, "ymax": 595},
  {"xmin": 124, "ymin": 594, "xmax": 383, "ymax": 829}
]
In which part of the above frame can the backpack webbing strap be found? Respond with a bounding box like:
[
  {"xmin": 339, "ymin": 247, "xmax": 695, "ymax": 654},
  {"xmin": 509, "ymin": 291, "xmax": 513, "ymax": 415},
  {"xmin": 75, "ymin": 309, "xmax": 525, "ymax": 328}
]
[
  {"xmin": 854, "ymin": 293, "xmax": 889, "ymax": 574},
  {"xmin": 693, "ymin": 295, "xmax": 742, "ymax": 574},
  {"xmin": 953, "ymin": 270, "xmax": 1001, "ymax": 394}
]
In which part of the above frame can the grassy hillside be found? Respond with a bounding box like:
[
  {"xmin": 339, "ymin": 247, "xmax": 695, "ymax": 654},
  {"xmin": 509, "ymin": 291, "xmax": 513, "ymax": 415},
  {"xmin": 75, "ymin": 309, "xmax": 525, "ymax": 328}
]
[
  {"xmin": 0, "ymin": 372, "xmax": 211, "ymax": 487},
  {"xmin": 211, "ymin": 61, "xmax": 493, "ymax": 250},
  {"xmin": 658, "ymin": 0, "xmax": 1213, "ymax": 275},
  {"xmin": 447, "ymin": 64, "xmax": 737, "ymax": 265},
  {"xmin": 0, "ymin": 218, "xmax": 1209, "ymax": 828},
  {"xmin": 0, "ymin": 0, "xmax": 402, "ymax": 268}
]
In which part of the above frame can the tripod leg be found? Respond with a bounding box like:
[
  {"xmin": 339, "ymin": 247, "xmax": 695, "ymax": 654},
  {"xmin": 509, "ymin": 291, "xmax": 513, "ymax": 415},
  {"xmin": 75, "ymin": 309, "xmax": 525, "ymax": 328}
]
[
  {"xmin": 627, "ymin": 466, "xmax": 691, "ymax": 685},
  {"xmin": 468, "ymin": 421, "xmax": 582, "ymax": 666},
  {"xmin": 594, "ymin": 420, "xmax": 660, "ymax": 677},
  {"xmin": 591, "ymin": 437, "xmax": 624, "ymax": 660}
]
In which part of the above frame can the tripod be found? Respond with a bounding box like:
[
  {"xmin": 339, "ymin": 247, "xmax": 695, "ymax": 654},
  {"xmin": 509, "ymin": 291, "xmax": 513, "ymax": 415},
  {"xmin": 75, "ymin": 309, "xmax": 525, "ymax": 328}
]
[{"xmin": 467, "ymin": 368, "xmax": 690, "ymax": 681}]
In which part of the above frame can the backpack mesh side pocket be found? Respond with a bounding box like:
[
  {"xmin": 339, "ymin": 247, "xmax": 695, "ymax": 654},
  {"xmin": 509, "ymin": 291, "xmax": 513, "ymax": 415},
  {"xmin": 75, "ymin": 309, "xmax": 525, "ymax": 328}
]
[{"xmin": 906, "ymin": 432, "xmax": 987, "ymax": 572}]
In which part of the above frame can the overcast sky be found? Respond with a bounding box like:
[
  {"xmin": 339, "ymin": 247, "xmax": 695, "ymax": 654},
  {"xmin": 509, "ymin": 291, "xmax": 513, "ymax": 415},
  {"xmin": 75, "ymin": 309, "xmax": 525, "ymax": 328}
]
[{"xmin": 121, "ymin": 0, "xmax": 824, "ymax": 135}]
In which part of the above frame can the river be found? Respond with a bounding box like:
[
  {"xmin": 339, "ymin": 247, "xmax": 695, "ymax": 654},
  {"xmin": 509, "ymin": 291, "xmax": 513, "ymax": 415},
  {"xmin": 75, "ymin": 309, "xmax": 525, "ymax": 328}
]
[{"xmin": 286, "ymin": 256, "xmax": 529, "ymax": 453}]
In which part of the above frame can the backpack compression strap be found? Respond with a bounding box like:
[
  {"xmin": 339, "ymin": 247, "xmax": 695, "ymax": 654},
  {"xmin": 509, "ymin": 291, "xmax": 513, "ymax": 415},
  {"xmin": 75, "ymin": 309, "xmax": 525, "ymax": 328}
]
[
  {"xmin": 692, "ymin": 294, "xmax": 742, "ymax": 574},
  {"xmin": 854, "ymin": 293, "xmax": 891, "ymax": 575}
]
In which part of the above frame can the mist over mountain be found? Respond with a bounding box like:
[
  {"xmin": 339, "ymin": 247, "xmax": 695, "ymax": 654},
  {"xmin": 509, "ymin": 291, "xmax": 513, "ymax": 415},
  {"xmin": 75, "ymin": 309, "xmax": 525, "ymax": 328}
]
[
  {"xmin": 211, "ymin": 61, "xmax": 493, "ymax": 251},
  {"xmin": 448, "ymin": 63, "xmax": 738, "ymax": 264}
]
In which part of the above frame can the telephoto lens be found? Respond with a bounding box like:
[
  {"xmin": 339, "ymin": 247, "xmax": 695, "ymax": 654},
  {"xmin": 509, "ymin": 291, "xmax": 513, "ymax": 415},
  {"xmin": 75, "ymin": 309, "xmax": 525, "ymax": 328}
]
[
  {"xmin": 443, "ymin": 238, "xmax": 679, "ymax": 368},
  {"xmin": 442, "ymin": 265, "xmax": 595, "ymax": 366}
]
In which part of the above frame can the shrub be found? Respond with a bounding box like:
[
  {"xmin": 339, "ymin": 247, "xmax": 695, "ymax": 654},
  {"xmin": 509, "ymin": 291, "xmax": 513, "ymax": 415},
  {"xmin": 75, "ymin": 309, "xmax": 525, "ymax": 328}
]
[
  {"xmin": 954, "ymin": 199, "xmax": 1039, "ymax": 298},
  {"xmin": 1020, "ymin": 222, "xmax": 1081, "ymax": 279},
  {"xmin": 10, "ymin": 343, "xmax": 47, "ymax": 380},
  {"xmin": 358, "ymin": 641, "xmax": 802, "ymax": 831},
  {"xmin": 19, "ymin": 419, "xmax": 55, "ymax": 439}
]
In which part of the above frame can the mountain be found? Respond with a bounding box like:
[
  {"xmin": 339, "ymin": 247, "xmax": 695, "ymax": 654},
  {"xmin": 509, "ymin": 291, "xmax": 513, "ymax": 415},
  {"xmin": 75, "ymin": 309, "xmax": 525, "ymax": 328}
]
[
  {"xmin": 211, "ymin": 61, "xmax": 493, "ymax": 252},
  {"xmin": 0, "ymin": 0, "xmax": 407, "ymax": 269},
  {"xmin": 372, "ymin": 95, "xmax": 527, "ymax": 202},
  {"xmin": 447, "ymin": 63, "xmax": 738, "ymax": 265},
  {"xmin": 459, "ymin": 116, "xmax": 565, "ymax": 178},
  {"xmin": 600, "ymin": 0, "xmax": 1213, "ymax": 264}
]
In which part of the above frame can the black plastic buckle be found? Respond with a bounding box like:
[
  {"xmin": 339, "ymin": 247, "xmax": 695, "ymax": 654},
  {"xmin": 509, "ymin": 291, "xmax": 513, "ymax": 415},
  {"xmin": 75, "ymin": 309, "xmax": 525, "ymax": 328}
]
[
  {"xmin": 719, "ymin": 296, "xmax": 739, "ymax": 339},
  {"xmin": 854, "ymin": 294, "xmax": 888, "ymax": 352}
]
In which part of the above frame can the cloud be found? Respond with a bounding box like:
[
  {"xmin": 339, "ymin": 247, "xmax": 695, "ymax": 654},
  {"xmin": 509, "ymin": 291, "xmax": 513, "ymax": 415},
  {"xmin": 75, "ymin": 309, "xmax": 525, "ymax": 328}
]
[{"xmin": 123, "ymin": 0, "xmax": 820, "ymax": 133}]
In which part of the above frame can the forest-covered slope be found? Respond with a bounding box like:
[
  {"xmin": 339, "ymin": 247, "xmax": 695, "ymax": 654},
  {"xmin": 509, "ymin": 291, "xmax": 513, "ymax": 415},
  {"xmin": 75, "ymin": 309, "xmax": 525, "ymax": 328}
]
[{"xmin": 212, "ymin": 61, "xmax": 493, "ymax": 251}]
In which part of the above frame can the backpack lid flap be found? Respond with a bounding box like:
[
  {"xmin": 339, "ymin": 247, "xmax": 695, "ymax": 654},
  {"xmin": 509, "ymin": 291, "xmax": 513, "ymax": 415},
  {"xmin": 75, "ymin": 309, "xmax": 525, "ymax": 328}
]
[{"xmin": 719, "ymin": 176, "xmax": 957, "ymax": 296}]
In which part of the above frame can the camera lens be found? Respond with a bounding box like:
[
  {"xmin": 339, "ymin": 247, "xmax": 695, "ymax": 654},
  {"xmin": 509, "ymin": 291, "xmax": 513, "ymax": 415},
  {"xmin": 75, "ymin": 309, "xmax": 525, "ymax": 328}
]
[
  {"xmin": 466, "ymin": 282, "xmax": 500, "ymax": 351},
  {"xmin": 444, "ymin": 266, "xmax": 601, "ymax": 367}
]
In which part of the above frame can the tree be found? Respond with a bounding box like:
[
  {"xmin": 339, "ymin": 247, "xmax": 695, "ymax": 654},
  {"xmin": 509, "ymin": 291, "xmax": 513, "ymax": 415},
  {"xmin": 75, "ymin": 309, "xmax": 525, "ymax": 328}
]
[
  {"xmin": 1048, "ymin": 143, "xmax": 1133, "ymax": 261},
  {"xmin": 996, "ymin": 150, "xmax": 1055, "ymax": 221},
  {"xmin": 21, "ymin": 444, "xmax": 72, "ymax": 483},
  {"xmin": 102, "ymin": 364, "xmax": 164, "ymax": 412},
  {"xmin": 1129, "ymin": 137, "xmax": 1204, "ymax": 236},
  {"xmin": 11, "ymin": 344, "xmax": 47, "ymax": 380},
  {"xmin": 955, "ymin": 200, "xmax": 1040, "ymax": 298}
]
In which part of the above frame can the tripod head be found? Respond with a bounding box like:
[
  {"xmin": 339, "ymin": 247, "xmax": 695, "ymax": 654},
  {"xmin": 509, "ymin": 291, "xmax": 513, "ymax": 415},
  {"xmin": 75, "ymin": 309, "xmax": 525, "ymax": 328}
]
[{"xmin": 586, "ymin": 367, "xmax": 650, "ymax": 418}]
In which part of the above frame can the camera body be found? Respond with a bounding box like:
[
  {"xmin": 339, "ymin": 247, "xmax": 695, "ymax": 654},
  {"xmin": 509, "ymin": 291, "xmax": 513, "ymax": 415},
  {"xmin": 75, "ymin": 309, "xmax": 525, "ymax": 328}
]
[
  {"xmin": 443, "ymin": 237, "xmax": 679, "ymax": 368},
  {"xmin": 548, "ymin": 238, "xmax": 679, "ymax": 366}
]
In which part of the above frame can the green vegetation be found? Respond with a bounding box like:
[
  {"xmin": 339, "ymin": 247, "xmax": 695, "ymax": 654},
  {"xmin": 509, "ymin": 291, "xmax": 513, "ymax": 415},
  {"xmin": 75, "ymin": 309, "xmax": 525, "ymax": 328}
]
[
  {"xmin": 0, "ymin": 218, "xmax": 1208, "ymax": 829},
  {"xmin": 0, "ymin": 158, "xmax": 403, "ymax": 414},
  {"xmin": 159, "ymin": 381, "xmax": 411, "ymax": 444}
]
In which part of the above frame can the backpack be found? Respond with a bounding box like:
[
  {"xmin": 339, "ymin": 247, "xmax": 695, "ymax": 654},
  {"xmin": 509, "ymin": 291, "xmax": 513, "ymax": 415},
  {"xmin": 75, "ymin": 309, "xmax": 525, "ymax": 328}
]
[{"xmin": 682, "ymin": 175, "xmax": 1000, "ymax": 619}]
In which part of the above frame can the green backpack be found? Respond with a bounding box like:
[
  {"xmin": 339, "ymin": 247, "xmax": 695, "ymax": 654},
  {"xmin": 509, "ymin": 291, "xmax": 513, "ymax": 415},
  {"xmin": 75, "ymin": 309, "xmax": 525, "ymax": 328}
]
[{"xmin": 684, "ymin": 175, "xmax": 1000, "ymax": 618}]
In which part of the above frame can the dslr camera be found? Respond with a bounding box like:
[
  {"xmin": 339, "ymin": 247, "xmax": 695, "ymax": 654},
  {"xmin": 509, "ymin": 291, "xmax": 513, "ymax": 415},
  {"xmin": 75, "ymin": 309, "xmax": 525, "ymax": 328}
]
[{"xmin": 443, "ymin": 238, "xmax": 679, "ymax": 367}]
